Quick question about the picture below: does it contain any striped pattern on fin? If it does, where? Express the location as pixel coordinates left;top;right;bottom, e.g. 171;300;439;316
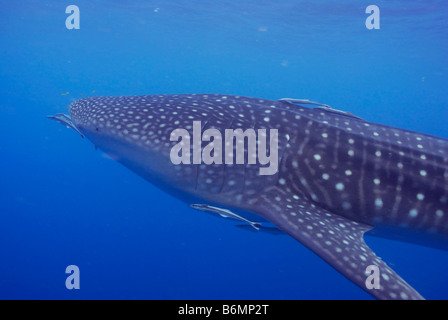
249;187;424;300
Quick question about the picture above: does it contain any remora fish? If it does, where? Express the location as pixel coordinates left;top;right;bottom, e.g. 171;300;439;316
48;94;448;299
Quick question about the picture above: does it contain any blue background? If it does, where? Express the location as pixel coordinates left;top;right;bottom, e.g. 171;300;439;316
0;0;447;299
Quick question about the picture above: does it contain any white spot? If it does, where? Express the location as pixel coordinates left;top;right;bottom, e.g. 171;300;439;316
279;178;286;185
345;170;352;176
375;198;383;209
409;209;418;218
373;178;380;185
322;173;329;180
335;183;344;191
420;170;427;177
313;154;322;161
416;193;424;201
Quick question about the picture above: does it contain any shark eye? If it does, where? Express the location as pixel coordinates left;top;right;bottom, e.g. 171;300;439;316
95;128;99;132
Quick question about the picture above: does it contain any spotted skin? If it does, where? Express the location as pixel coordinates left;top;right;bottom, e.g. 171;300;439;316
55;94;448;299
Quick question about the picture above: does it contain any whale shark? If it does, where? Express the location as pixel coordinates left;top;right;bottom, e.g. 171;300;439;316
48;94;448;300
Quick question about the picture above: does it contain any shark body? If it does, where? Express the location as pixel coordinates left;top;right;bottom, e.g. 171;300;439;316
50;94;448;299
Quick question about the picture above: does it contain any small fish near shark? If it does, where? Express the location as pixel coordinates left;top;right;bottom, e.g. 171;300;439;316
48;94;448;300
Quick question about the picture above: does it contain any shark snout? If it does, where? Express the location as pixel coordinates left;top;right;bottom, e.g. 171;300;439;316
47;97;108;139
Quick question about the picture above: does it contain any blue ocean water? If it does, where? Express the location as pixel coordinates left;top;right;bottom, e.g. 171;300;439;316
0;0;447;300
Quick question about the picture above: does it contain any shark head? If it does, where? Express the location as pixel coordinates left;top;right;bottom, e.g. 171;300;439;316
67;95;203;202
64;94;282;206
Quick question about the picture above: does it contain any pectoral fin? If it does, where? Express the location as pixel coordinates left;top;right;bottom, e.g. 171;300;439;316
248;187;424;300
